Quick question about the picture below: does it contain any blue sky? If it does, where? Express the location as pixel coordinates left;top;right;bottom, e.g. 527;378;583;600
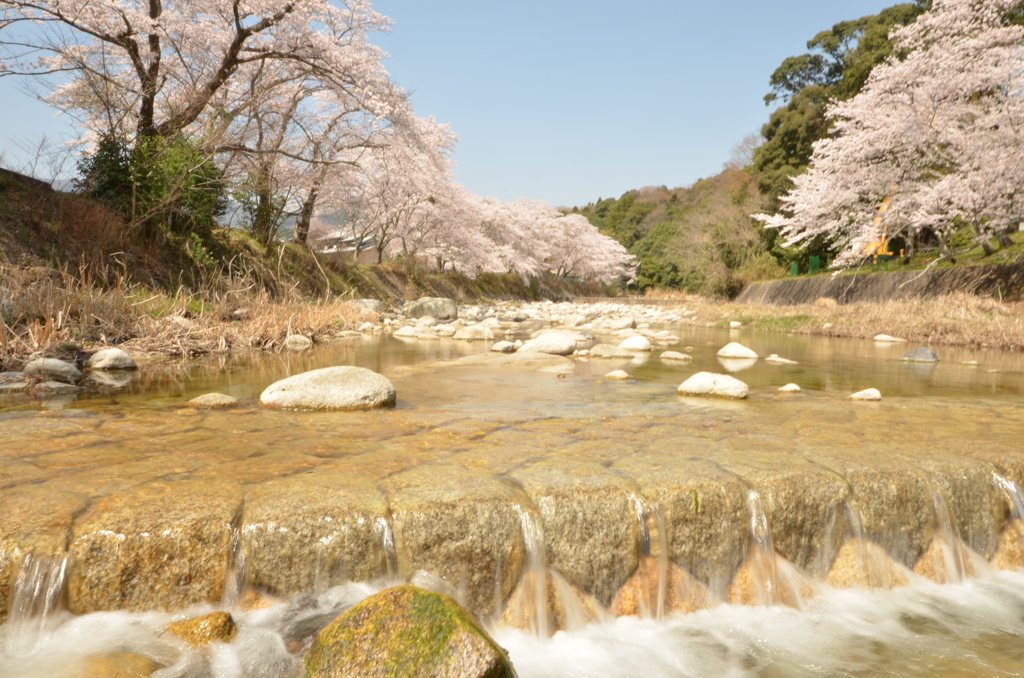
1;0;899;206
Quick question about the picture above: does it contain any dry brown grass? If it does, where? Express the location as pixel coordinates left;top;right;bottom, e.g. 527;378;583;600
0;264;376;370
673;293;1024;351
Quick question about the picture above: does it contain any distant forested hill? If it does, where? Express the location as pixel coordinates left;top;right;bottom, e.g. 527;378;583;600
573;170;784;297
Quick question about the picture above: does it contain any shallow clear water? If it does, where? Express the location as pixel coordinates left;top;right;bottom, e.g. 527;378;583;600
2;322;1024;677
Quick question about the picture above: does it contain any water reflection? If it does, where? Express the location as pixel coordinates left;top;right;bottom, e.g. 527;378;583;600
0;324;1022;414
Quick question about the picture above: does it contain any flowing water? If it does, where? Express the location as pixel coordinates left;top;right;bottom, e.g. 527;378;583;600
2;321;1024;676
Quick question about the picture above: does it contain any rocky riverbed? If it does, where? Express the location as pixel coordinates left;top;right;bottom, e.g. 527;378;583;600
2;296;1024;677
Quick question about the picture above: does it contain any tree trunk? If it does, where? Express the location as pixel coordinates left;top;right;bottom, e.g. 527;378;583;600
996;229;1014;249
294;188;318;248
937;234;956;264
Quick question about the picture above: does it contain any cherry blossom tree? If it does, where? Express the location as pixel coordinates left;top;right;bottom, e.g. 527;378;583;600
0;0;391;141
758;0;1024;266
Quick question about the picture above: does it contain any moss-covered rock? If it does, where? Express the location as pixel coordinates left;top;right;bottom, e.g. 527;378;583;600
305;586;516;678
166;610;237;646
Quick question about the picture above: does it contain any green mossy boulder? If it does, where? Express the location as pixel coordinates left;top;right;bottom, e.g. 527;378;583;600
305;586;516;678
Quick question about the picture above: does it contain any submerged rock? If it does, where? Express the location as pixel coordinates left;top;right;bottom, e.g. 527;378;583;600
588;344;635;359
604;370;629;380
88;371;133;388
778;383;801;392
716;342;758;360
34;380;82;394
305;586;516;678
188;393;238;409
873;334;905;342
899;347;939;363
659;351;692;362
406;297;458;321
283;334;313;352
74;652;161;678
677;372;749;399
453;325;496;342
394;325;438;340
849;388;881;401
23;358;83;384
86;348;137;370
260;366;396;411
167;611;237;647
765;354;798;365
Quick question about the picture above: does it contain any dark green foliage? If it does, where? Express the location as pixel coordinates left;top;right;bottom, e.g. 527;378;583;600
76;133;227;240
754;3;927;210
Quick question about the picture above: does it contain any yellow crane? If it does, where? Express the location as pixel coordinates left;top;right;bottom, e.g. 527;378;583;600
863;186;903;262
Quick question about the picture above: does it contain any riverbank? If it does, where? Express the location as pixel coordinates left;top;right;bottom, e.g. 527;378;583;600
639;290;1024;352
3;272;1023;375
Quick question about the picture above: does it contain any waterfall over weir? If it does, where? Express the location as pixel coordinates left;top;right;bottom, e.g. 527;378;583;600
3;325;1024;676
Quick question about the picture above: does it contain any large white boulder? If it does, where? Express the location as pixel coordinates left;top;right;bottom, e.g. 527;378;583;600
260;366;396;410
518;331;577;356
23;358;83;384
717;342;758;359
677;372;749;399
405;297;458;321
618;336;652;352
453;324;496;341
87;348;137;370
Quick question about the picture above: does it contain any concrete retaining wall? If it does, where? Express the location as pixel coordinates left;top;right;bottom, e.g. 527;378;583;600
736;259;1024;306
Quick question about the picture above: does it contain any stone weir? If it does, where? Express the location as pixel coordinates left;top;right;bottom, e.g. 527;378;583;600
4;428;1024;630
736;260;1024;306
